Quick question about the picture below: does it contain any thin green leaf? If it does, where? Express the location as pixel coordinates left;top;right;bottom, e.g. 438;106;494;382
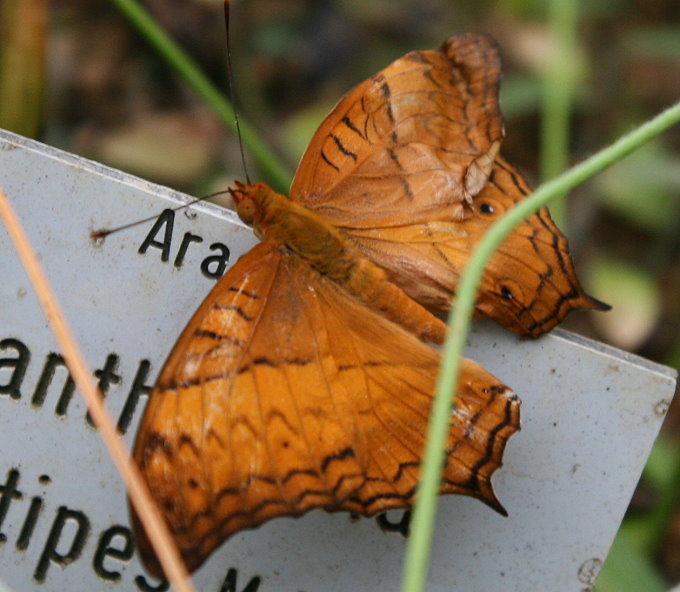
109;0;291;192
402;100;680;592
540;0;582;229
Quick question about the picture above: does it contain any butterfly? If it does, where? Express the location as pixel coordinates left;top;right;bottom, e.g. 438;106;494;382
131;32;603;576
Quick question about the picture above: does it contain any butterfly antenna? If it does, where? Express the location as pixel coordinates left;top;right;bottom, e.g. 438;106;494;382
90;190;231;241
91;2;248;243
224;0;251;185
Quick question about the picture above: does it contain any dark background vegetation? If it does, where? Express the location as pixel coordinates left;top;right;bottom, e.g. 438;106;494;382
1;0;679;589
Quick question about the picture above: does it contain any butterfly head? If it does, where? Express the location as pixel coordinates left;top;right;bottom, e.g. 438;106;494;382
229;181;284;242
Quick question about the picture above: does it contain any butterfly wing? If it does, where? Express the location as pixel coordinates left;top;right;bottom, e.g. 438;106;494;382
290;33;504;226
132;240;520;576
347;158;609;336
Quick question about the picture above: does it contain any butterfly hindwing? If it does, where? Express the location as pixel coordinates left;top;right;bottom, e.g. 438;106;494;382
133;240;519;575
345;158;608;335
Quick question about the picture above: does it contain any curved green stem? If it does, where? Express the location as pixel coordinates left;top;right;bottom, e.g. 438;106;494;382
109;0;291;191
402;100;680;592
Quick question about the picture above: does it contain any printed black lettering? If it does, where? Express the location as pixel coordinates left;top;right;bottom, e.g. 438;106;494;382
174;232;204;268
135;574;170;591
31;353;75;415
201;242;231;280
376;510;411;537
0;468;23;542
54;374;76;416
0;338;30;400
34;506;90;583
86;354;122;427
16;475;49;551
16;496;43;550
93;525;134;582
219;567;262;592
117;359;153;434
96;354;122;395
138;209;175;262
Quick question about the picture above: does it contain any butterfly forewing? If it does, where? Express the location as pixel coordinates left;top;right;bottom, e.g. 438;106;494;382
290;33;504;227
133;241;519;576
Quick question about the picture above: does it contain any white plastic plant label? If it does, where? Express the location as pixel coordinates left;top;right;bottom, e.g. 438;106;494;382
0;129;677;591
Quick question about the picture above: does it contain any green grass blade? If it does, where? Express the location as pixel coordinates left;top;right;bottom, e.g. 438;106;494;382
402;99;680;592
109;0;291;191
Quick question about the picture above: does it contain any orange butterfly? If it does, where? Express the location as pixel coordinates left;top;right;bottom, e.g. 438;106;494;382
131;32;602;576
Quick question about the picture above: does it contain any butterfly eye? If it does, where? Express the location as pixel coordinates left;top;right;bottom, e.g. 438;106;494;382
237;199;258;226
479;202;495;215
500;285;514;300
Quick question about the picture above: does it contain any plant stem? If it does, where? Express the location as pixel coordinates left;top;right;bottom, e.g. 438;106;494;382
109;0;291;192
402;99;680;592
0;0;47;138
